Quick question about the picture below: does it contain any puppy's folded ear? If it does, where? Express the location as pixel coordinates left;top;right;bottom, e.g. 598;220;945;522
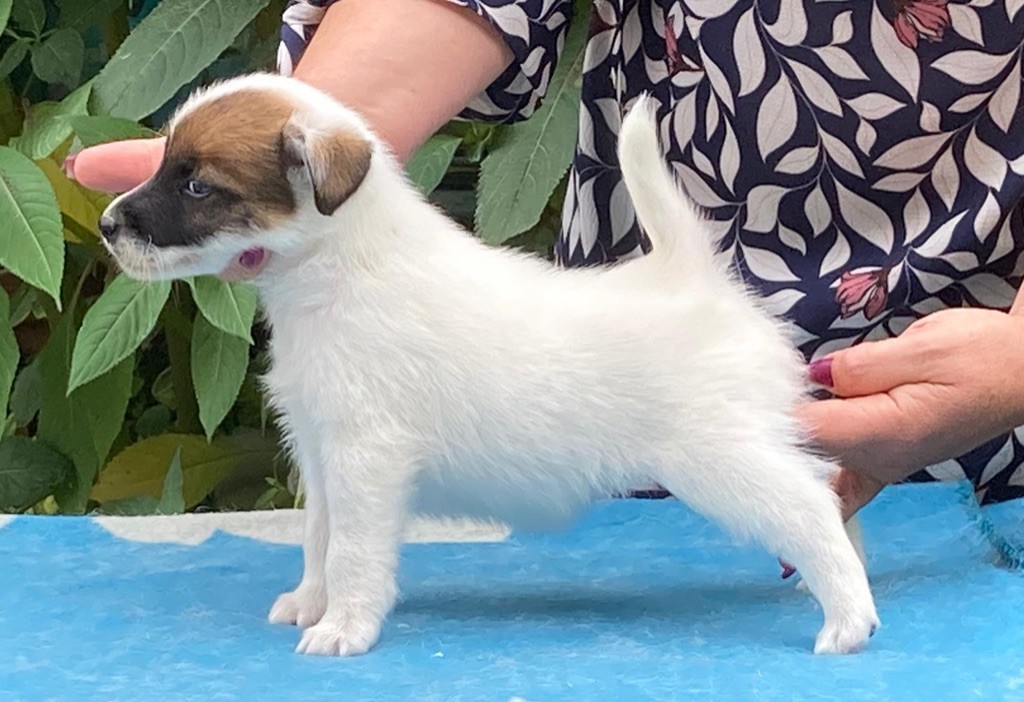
282;114;372;216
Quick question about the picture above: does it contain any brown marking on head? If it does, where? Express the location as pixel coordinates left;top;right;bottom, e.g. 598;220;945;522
168;88;298;229
281;119;373;216
103;85;374;250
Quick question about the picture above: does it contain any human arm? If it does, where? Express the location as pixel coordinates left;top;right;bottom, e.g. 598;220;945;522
68;0;515;190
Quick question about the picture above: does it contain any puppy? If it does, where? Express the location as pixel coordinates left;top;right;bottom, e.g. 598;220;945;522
100;73;878;657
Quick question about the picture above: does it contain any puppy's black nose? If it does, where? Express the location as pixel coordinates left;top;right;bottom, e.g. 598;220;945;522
98;216;119;241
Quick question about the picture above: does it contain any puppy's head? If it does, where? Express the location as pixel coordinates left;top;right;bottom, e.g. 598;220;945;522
100;74;374;280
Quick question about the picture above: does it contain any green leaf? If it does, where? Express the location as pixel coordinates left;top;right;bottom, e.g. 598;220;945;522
155;447;186;514
406;134;461;196
0;436;74;512
91;0;271;120
66;115;159;148
0;0;12;34
475;6;589;244
9;359;40;425
0;40;28;81
0;289;17;418
91;433;279;509
10;81;91;160
191;313;248;440
68;275;170;393
0;147;64;303
38;313;133;512
188;276;256;342
30;27;84;86
10;0;44;36
57;0;123;31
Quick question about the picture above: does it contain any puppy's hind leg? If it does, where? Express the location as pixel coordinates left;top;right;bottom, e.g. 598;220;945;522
653;436;880;655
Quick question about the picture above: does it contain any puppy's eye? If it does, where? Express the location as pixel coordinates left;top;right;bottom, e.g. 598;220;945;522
184;178;212;198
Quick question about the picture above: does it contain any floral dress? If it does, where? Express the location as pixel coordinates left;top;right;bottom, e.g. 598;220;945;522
280;0;1024;507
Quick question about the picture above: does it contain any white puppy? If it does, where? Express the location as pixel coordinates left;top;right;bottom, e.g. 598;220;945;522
100;73;878;657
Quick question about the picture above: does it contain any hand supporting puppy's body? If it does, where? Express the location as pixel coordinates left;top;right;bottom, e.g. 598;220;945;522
101;74;877;657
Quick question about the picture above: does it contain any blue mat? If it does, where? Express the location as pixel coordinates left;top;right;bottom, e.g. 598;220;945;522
1;484;1022;702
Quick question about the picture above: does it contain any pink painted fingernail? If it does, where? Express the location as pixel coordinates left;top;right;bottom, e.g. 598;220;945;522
808;358;834;388
63;153;78;181
239;247;266;269
781;562;797;580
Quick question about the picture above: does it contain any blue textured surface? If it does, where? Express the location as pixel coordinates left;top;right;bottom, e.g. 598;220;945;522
1;484;1022;702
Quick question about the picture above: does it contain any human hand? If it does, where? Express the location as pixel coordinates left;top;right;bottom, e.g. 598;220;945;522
799;302;1024;516
779;301;1024;579
67;138;266;280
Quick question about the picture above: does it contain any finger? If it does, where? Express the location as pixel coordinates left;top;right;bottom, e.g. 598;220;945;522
808;335;928;398
797;396;911;480
833;468;885;522
1012;287;1024;316
66;137;166;193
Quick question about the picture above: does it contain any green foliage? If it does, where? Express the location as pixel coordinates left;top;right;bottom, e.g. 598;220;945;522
90;0;270;120
0;436;73;512
68;275;170;392
0;0;588;515
475;0;590;244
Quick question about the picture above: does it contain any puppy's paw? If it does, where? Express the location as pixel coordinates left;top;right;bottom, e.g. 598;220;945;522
813;612;880;655
268;586;327;628
295;614;381;657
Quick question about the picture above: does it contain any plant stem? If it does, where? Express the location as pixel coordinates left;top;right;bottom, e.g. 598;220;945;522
162;288;201;435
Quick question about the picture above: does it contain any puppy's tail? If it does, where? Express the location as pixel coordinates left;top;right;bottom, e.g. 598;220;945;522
618;95;730;287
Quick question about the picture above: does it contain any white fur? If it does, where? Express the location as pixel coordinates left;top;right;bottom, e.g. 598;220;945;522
104;74;878;657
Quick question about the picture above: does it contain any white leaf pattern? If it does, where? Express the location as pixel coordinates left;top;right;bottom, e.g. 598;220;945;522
776;146;819;174
989;58;1021;132
699;45;735;113
979;439;1014;486
869;4;919;101
989;216;1015;263
742;244;800;282
873;133;949;170
790;60;843;116
756;76;799;160
832;10;853;45
962;273;1018;307
914;211;968;256
931;147;960;211
692;145;716;178
834;181;894;253
734;8;766;97
822;131;865;177
705;92;721;139
778;224;808;254
949;91;991;113
847;92;904;120
819;232;851;276
744;185;788;233
964;128;1007;189
974;192;1001;243
766;0;807;47
919;102;941;132
762;288;806;314
903;189;929;242
874;171;926;192
721;119;740;193
855;119;877;155
815;46;868;81
804;186;831;236
949;5;984;45
931;50;1014;86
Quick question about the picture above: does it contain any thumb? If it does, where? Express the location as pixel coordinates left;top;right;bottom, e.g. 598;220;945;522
808;335;925;398
66;137;166;193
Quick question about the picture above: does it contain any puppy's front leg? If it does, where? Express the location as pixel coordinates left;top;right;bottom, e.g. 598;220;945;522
296;436;411;657
268;445;328;627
